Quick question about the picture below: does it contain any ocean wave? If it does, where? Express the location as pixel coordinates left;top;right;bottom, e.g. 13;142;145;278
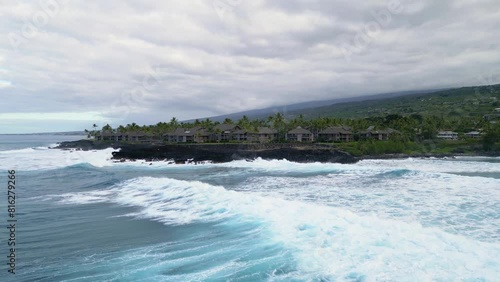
4;144;500;176
219;157;500;177
50;176;500;280
237;169;500;242
358;157;500;173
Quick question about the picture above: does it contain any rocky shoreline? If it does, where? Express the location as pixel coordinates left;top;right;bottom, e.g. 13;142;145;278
55;139;499;164
55;140;358;164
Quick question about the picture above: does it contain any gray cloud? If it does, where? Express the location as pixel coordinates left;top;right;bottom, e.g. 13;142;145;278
1;0;499;133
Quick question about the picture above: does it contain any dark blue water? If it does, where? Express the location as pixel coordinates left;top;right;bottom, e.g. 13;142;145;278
0;135;498;281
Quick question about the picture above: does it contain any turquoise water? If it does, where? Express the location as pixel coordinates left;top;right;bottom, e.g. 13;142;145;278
0;135;499;281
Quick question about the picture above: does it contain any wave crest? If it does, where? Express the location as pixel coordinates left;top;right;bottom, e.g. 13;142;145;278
51;176;500;280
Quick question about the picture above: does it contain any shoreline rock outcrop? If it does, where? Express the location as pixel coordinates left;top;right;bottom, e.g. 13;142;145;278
55;140;358;164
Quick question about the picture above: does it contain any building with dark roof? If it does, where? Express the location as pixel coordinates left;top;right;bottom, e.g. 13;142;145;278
248;127;278;143
286;126;314;142
360;126;400;140
212;124;241;142
164;127;210;143
318;126;353;142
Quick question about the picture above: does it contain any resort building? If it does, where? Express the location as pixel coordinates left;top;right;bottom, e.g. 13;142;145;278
164;127;210;143
248;127;278;143
286;126;314;142
232;127;277;143
96;131;156;143
437;131;458;140
95;130;114;141
232;128;250;142
212;124;242;142
94;123;420;144
465;131;482;139
360;126;399;140
317;126;353;142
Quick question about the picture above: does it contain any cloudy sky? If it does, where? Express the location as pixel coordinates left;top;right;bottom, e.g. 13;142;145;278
1;0;499;133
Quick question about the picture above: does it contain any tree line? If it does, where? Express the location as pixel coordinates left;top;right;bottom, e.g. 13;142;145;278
86;112;500;150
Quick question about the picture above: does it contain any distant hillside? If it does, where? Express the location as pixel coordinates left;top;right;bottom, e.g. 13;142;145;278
188;89;443;122
288;84;500;119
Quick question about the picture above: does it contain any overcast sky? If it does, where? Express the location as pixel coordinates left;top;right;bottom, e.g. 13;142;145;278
1;0;499;133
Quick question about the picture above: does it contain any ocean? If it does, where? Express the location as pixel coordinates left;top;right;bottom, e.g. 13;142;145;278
0;134;498;281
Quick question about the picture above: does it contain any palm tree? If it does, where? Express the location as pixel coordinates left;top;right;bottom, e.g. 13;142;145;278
202;118;214;130
298;114;305;125
102;124;113;131
91;123;98;138
270;112;286;142
117;125;126;133
274;112;284;124
237;115;250;129
169;117;179;128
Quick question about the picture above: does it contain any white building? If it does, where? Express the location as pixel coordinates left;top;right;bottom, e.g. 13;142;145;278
437;131;458;140
465;131;481;138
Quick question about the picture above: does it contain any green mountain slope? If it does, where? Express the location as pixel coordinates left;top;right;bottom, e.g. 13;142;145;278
291;84;500;119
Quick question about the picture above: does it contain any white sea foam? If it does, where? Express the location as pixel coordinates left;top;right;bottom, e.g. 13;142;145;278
57;190;115;205
53;177;500;280
219;158;352;172
6;144;500;176
238;170;500;242
218;156;500;177
358;157;500;173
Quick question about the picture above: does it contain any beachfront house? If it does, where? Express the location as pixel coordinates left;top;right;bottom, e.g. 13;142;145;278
193;128;210;143
232;128;250;142
127;131;147;142
165;128;192;143
286;126;314;142
226;127;278;143
360;126;399;140
248;127;278;143
114;131;126;142
212;124;241;142
437;131;458;140
95;130;114;141
95;130;157;143
465;131;482;139
317;126;353;142
164;127;210;143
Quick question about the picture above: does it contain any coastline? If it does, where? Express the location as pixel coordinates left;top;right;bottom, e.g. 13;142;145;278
54;139;500;164
55;140;357;164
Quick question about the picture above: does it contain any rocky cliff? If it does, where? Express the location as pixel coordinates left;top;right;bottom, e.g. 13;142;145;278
55;140;357;164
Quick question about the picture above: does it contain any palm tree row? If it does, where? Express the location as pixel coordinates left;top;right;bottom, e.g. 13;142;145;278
87;112;498;142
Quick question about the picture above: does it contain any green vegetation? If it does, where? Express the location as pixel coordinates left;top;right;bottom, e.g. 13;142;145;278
88;84;500;156
290;84;500;119
334;139;488;156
